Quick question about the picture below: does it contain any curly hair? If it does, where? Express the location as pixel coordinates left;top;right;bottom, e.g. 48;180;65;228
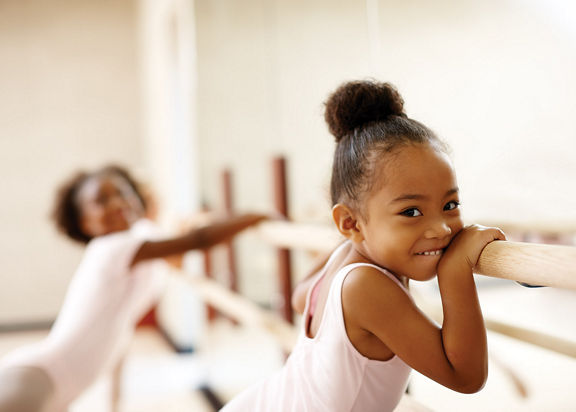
52;164;147;244
324;79;446;211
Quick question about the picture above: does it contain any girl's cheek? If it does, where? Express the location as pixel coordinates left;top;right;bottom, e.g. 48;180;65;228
452;224;464;237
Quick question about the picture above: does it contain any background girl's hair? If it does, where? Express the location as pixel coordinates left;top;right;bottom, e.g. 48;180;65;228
325;79;445;210
52;164;147;244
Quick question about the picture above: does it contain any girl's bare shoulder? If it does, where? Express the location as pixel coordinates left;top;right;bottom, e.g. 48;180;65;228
341;265;413;322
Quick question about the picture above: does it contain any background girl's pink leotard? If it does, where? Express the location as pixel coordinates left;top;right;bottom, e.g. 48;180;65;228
0;219;166;411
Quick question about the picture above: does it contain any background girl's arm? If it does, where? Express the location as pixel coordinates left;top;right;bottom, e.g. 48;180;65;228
130;213;268;266
343;225;505;393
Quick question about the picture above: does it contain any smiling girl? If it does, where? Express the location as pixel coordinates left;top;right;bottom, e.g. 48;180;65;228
0;165;267;412
222;80;505;412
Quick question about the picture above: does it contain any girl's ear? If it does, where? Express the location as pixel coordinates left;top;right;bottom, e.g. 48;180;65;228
332;203;364;243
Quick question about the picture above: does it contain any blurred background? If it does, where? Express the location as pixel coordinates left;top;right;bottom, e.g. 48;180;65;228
1;0;575;411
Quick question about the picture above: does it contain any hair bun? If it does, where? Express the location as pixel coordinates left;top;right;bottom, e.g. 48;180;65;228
324;80;405;142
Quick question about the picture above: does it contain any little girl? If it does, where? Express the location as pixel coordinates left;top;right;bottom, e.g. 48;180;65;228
222;80;505;411
0;164;267;412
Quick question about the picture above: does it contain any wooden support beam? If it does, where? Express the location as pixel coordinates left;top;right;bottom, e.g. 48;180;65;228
222;169;238;293
272;157;294;324
202;249;218;322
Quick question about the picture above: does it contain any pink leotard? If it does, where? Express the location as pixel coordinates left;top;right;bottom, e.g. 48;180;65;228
222;242;412;412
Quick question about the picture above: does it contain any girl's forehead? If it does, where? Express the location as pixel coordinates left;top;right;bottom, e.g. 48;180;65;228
76;173;128;200
374;144;457;197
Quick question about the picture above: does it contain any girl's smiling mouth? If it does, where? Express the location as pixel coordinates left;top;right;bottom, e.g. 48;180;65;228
415;248;444;256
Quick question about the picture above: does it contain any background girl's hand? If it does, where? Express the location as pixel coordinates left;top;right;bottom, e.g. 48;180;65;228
441;224;506;271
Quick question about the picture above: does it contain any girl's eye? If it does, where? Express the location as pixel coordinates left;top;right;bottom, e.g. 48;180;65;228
444;201;460;211
400;208;422;217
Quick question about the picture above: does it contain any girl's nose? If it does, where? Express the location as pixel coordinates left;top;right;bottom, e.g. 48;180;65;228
424;219;452;239
107;194;128;211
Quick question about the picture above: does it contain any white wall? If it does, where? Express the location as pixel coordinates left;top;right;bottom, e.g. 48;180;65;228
0;0;144;324
195;0;576;224
376;0;576;227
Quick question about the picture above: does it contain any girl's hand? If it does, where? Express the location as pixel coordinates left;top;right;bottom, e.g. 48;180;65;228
441;224;506;271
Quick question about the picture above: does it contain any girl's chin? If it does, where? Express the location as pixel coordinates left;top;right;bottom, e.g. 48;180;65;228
406;265;438;281
380;260;438;282
408;272;437;282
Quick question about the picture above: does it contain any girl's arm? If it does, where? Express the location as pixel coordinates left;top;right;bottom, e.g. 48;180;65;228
130;213;268;266
343;225;505;393
433;224;505;391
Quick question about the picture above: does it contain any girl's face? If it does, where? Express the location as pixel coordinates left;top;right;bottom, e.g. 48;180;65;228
355;143;463;281
76;173;146;238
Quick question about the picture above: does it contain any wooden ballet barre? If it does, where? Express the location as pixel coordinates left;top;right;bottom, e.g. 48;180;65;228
255;221;341;253
476;241;576;290
256;221;576;290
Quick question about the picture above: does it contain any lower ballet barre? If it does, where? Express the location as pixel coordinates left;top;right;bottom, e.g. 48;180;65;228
184;272;576;358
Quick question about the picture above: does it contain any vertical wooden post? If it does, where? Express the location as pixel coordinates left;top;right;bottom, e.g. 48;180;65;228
202;248;218;322
222;169;238;293
272;157;293;324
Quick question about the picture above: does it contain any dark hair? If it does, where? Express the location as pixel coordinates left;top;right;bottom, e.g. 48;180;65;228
325;80;445;210
52;164;147;244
